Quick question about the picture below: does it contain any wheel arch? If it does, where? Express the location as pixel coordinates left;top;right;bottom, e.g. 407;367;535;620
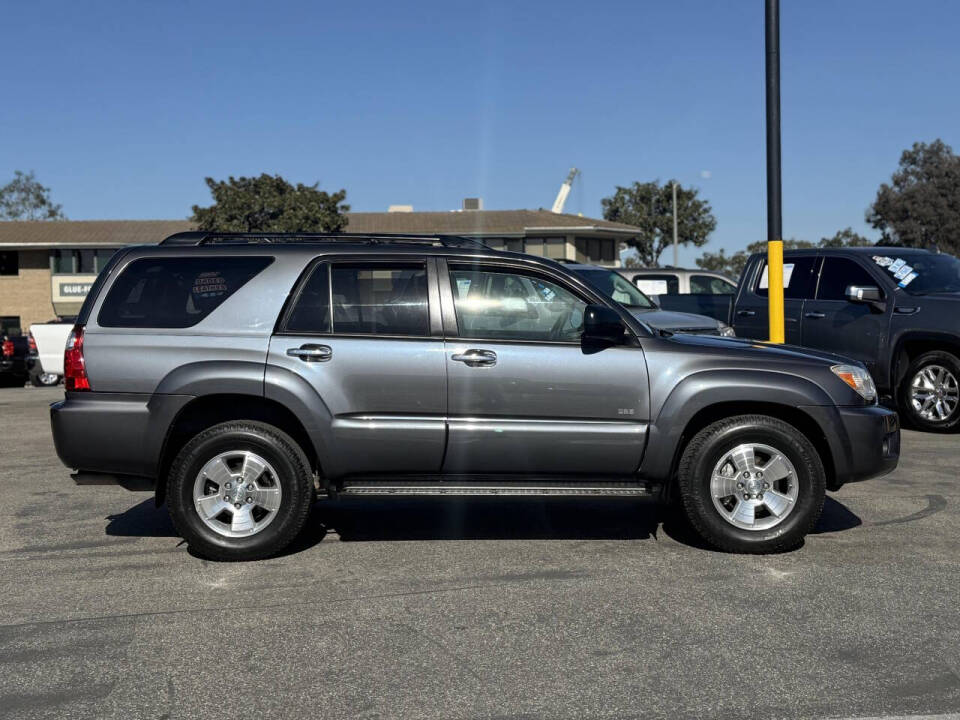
890;331;960;392
155;393;319;507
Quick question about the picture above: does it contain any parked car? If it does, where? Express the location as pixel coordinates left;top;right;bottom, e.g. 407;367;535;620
28;320;75;386
51;232;899;560
617;267;737;323
565;263;735;336
0;332;30;387
732;246;960;431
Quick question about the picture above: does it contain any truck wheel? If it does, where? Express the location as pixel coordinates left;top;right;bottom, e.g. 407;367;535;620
29;369;61;387
677;415;825;554
898;351;960;432
167;421;314;561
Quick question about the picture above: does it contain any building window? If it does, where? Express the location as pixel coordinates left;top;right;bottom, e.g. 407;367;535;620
0;251;18;276
575;237;616;263
50;249;117;274
545;237;566;259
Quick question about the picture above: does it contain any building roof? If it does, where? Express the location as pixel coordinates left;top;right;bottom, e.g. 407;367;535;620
0;220;194;248
0;210;639;249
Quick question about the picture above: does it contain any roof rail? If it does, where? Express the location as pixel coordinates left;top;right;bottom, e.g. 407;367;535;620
160;231;488;249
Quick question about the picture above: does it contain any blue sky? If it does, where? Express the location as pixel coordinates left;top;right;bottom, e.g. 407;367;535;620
3;0;958;265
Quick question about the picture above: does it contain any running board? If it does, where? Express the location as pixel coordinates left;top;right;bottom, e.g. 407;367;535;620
338;480;658;497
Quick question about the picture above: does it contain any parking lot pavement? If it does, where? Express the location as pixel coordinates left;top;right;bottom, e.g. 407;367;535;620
0;387;958;720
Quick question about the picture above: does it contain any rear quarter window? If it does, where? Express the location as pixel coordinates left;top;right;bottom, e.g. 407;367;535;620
97;256;273;328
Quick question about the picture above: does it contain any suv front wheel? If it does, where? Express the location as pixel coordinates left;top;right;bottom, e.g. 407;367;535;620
167;421;314;560
677;415;826;553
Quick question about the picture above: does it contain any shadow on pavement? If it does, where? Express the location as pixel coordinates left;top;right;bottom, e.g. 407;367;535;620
104;493;863;555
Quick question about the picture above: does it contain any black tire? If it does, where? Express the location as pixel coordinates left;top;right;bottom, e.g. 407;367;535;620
167;421;314;561
897;351;960;432
677;414;826;554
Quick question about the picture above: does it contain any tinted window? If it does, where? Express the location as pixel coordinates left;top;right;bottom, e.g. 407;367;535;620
571;268;654;308
450;267;586;342
690;274;735;295
817;258;880;301
633;274;679;295
330;263;428;336
285;263;331;333
756;257;817;299
98;256;272;328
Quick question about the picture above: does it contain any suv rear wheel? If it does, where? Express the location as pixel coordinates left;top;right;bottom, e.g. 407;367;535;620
898;351;960;432
677;415;825;553
167;421;314;560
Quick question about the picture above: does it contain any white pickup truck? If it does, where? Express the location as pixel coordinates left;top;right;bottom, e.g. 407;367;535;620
27;322;72;386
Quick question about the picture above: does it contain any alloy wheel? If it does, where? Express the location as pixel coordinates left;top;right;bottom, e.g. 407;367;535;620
909;364;959;423
192;450;282;538
710;443;799;531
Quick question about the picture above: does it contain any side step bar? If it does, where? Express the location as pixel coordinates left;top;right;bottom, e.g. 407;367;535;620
338;480;658;497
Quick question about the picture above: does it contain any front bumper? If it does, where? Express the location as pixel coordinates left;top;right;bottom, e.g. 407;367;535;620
803;404;899;489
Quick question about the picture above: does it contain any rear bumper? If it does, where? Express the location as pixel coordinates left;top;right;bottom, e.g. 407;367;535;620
50;391;191;477
803;404;900;489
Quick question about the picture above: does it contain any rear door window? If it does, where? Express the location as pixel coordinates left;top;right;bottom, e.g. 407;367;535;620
690;274;735;295
755;257;817;299
98;256;273;328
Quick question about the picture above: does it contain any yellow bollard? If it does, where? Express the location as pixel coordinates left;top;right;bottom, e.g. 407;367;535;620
767;239;785;343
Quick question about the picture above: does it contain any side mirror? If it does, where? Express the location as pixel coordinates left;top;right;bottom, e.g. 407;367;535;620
583;304;625;343
845;285;882;303
845;285;885;313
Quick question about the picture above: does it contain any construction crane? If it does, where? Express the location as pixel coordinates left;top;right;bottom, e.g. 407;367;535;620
551;167;580;214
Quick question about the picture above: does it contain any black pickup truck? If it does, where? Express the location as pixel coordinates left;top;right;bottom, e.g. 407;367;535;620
733;246;960;431
1;334;31;387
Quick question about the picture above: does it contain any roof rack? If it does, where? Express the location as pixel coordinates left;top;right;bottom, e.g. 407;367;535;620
160;231;488;249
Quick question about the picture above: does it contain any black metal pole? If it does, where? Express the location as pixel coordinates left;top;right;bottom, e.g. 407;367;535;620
765;0;781;243
765;0;785;343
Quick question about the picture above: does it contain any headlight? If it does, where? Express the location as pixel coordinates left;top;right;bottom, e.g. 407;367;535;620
831;364;877;402
718;323;736;337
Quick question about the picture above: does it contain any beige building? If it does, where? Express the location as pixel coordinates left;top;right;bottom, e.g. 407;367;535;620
0;210;639;334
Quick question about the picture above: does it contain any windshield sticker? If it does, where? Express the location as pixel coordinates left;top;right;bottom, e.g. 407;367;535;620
889;258;906;272
898;272;918;288
872;255;894;267
894;264;913;280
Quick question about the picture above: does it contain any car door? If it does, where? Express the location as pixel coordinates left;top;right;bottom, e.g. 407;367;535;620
441;259;649;475
801;255;891;374
267;256;447;477
732;255;817;344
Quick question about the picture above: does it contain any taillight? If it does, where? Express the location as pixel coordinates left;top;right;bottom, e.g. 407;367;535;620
28;333;36;352
64;325;91;391
1;339;12;358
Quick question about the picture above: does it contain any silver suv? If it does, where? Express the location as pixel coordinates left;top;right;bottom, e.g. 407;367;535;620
51;232;899;560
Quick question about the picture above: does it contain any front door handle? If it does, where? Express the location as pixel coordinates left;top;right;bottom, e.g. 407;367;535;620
737;309;756;317
804;312;826;319
287;344;333;362
451;349;497;367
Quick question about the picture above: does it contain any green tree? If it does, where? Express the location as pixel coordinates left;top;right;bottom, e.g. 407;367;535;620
0;170;65;221
695;238;816;280
191;174;349;232
602;180;716;267
820;227;872;248
868;139;960;253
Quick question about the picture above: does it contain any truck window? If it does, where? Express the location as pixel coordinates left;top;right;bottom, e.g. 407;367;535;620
755;257;817;299
98;257;273;328
633;274;679;295
690;275;735;295
816;258;881;301
330;263;429;336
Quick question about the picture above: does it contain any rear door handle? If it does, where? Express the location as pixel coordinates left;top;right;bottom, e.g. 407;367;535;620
737;309;756;317
804;312;826;319
451;349;497;367
287;344;333;362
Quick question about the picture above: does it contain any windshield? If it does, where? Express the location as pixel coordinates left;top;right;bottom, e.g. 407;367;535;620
870;252;960;295
572;268;655;309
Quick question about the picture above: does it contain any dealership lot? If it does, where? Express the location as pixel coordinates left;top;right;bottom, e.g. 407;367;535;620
0;386;958;720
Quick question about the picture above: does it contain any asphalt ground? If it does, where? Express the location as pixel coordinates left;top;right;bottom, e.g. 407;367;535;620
0;386;958;720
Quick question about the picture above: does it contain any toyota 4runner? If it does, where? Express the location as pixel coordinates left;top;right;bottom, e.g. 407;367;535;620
51;232;900;560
